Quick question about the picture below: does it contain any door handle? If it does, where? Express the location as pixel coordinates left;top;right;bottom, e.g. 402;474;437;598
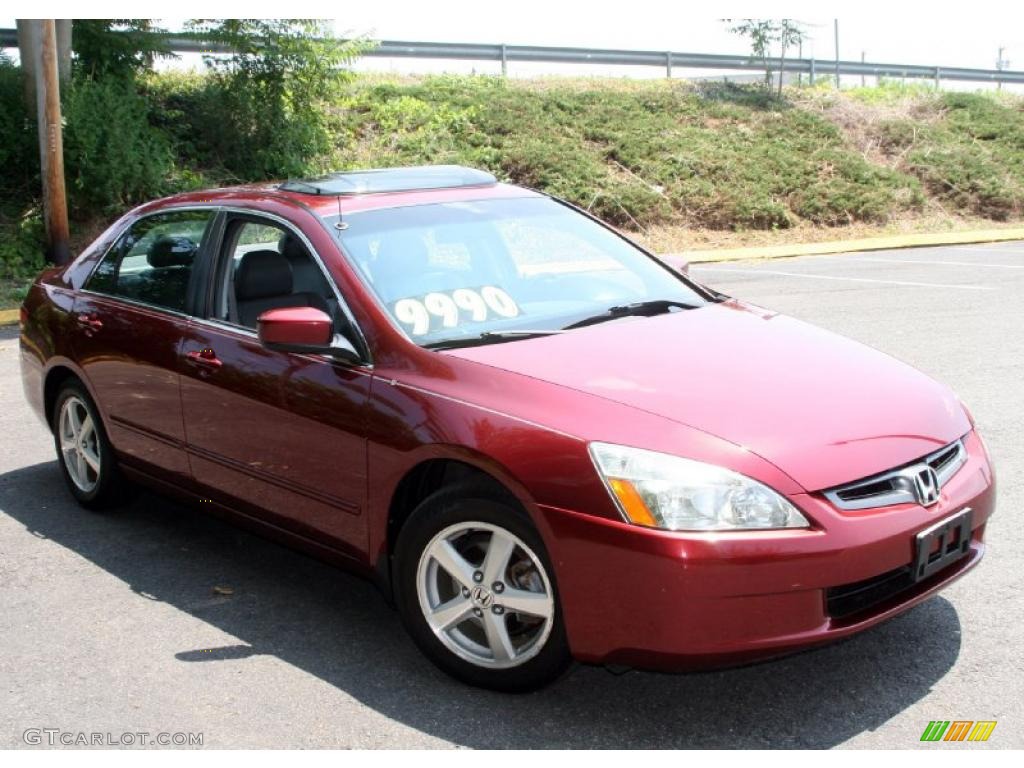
185;348;223;370
75;313;103;332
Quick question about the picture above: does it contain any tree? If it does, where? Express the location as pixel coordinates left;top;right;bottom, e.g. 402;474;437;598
776;20;804;98
183;19;368;179
72;19;173;81
725;19;805;95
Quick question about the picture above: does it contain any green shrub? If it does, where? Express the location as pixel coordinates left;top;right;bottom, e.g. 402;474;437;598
0;209;45;283
63;77;175;215
0;56;38;199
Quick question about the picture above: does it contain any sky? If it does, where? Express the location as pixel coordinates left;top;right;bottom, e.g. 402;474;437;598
4;2;1024;90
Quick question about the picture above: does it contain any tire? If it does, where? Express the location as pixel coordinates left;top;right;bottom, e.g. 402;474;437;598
51;379;130;510
394;482;572;692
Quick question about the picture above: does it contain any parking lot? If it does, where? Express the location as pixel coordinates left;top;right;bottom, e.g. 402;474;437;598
1;242;1021;749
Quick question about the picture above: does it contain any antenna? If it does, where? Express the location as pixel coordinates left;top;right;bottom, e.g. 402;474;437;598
334;195;349;231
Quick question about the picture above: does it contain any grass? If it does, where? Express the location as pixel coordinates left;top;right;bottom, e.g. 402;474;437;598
331;76;925;231
328;76;1024;252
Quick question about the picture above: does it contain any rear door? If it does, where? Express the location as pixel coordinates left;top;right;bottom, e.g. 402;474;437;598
179;211;371;558
73;208;216;484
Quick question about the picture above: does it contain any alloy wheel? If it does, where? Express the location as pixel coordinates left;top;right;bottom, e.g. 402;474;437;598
416;521;555;669
58;396;101;493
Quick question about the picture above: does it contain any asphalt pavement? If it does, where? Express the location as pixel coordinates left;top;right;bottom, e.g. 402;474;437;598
1;242;1021;748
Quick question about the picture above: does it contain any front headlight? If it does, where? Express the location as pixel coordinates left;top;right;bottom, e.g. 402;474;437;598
589;442;809;531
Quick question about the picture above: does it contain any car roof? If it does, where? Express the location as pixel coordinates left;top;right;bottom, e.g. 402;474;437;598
141;166;543;218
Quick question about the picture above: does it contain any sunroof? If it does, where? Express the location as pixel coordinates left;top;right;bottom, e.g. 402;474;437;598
279;165;497;196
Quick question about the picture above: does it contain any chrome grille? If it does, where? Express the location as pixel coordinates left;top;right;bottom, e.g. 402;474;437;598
823;439;967;511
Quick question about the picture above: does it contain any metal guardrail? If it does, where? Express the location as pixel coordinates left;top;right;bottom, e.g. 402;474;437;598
2;28;1023;85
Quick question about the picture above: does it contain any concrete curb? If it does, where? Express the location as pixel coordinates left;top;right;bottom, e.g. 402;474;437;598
0;309;20;327
680;228;1024;263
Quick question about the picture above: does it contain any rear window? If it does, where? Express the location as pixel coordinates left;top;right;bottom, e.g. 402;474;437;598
87;210;212;313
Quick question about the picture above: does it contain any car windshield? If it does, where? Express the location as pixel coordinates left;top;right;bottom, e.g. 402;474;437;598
325;196;709;347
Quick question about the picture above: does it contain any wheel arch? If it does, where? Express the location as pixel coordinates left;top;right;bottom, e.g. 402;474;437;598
376;451;544;601
43;363;83;429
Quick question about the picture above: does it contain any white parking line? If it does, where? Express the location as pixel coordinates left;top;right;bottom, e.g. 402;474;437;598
695;266;996;290
842;257;1024;269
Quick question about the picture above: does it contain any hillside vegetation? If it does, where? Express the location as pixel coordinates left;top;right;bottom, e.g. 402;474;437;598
3;69;1024;304
332;77;928;231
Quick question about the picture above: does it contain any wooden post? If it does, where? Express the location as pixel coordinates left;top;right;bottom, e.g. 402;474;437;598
32;20;71;265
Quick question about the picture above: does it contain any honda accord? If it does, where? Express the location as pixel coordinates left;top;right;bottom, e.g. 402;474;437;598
19;165;995;691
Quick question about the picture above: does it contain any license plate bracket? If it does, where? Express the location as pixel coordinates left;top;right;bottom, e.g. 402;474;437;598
913;508;972;582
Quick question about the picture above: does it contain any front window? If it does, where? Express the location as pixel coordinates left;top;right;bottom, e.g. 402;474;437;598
327;197;709;347
210;217;341;332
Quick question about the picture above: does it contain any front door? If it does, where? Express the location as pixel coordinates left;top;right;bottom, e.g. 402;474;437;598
179;213;370;557
73;209;215;484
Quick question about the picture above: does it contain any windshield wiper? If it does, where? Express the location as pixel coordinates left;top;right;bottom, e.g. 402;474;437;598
424;330;566;350
562;299;699;330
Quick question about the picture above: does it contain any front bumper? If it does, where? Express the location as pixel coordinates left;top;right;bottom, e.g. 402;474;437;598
538;430;995;670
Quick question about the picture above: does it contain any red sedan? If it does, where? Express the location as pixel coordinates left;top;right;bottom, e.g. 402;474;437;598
19;166;995;691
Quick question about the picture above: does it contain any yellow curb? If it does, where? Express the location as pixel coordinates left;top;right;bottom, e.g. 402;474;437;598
679;228;1024;263
0;308;21;326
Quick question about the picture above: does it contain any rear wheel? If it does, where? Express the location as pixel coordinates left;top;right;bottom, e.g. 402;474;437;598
52;380;129;510
394;483;571;692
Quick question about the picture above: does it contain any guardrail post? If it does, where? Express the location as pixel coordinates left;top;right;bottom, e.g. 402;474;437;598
500;44;507;77
809;57;816;85
934;66;941;89
666;51;672;78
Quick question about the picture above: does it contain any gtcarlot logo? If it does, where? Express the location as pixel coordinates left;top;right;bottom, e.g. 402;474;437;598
23;728;203;747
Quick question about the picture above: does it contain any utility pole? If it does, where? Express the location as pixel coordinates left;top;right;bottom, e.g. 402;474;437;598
25;20;70;265
16;19;70;105
834;19;840;88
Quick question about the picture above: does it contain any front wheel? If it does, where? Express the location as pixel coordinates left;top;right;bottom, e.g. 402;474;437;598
394;483;571;692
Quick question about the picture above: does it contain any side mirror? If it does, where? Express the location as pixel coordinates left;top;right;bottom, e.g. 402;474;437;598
257;307;361;365
656;253;690;276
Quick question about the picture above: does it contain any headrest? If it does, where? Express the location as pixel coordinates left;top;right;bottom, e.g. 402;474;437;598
278;232;310;263
147;236;197;268
235;250;293;301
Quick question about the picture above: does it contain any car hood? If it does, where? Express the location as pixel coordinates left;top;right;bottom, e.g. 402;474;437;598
444;301;969;491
